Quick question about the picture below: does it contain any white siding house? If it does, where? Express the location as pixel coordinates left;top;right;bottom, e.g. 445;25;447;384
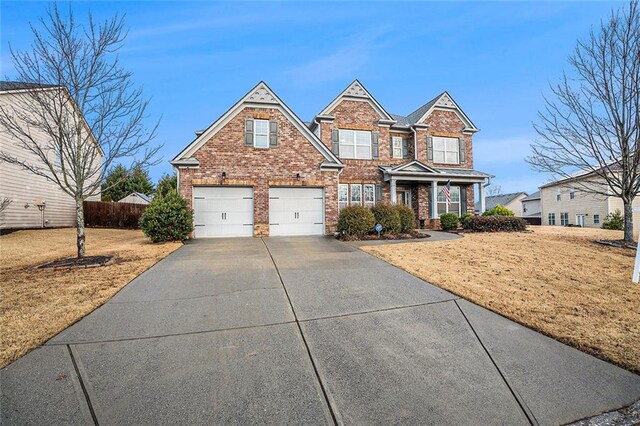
0;82;101;229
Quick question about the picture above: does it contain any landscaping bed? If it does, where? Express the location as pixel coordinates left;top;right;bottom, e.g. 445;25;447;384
0;228;181;367
362;226;640;374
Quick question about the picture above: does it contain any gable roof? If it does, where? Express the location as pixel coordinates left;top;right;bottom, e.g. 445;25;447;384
315;80;394;122
172;81;343;167
521;191;540;201
403;91;478;132
119;192;154;203
485;192;528;210
388;160;439;173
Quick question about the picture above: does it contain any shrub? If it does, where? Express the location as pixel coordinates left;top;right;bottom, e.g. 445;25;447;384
460;212;473;229
337;205;375;237
482;205;515;217
394;204;416;233
439;213;459;230
371;203;401;234
602;209;624;230
139;190;194;242
465;215;527;232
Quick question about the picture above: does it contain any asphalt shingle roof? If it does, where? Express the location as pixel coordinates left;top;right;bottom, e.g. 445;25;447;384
0;81;58;92
521;191;540;201
485;192;527;210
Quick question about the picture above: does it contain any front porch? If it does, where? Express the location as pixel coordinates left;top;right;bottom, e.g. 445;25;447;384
380;161;492;229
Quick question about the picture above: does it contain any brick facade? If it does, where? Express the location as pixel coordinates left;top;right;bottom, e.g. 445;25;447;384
178;107;339;236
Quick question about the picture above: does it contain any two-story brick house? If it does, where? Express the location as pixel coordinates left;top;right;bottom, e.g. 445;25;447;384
172;80;491;237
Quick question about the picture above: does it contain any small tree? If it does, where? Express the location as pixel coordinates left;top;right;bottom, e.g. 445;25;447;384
0;6;160;256
156;173;177;197
602;209;625;230
528;1;640;243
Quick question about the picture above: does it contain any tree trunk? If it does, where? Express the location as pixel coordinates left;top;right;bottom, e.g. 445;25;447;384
623;201;634;243
76;197;85;258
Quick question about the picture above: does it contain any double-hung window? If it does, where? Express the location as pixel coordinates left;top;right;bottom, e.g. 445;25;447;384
254;119;269;148
339;129;372;159
560;212;569;226
437;185;461;216
433;137;459;164
593;214;600;224
364;184;375;207
548;213;556;225
569;189;576;200
392;137;403;159
338;184;348;210
556;190;561;201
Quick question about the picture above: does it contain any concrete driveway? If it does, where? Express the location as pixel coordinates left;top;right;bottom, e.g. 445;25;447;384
2;237;639;425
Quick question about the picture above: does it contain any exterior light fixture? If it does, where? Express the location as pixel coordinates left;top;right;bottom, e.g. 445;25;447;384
221;171;226;180
296;173;301;180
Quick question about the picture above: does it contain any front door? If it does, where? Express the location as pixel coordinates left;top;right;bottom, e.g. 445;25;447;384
396;189;411;206
576;214;585;227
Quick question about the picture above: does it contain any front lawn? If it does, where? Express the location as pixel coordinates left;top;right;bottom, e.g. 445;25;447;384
362;226;640;374
0;228;181;368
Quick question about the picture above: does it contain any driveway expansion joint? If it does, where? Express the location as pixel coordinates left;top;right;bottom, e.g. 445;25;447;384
108;286;283;304
46;320;297;346
67;345;99;426
261;237;339;426
454;300;538;426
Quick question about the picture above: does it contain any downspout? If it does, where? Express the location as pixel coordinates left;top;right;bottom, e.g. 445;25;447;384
411;126;418;160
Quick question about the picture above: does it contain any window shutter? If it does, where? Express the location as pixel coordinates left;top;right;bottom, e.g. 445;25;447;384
402;138;409;158
245;119;254;147
331;129;340;155
372;131;379;159
389;137;394;157
269;120;278;147
375;184;382;204
459;138;466;163
427;136;433;162
460;186;468;213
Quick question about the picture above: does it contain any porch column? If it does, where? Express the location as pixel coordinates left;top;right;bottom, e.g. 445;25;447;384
478;182;486;214
390;178;397;204
430;180;438;218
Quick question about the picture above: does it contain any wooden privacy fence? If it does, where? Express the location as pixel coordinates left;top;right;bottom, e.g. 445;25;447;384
84;201;147;229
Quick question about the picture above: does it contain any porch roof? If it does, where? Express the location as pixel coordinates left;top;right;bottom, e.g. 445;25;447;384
379;161;493;183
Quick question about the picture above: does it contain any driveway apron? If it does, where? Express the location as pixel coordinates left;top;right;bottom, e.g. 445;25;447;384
2;236;639;425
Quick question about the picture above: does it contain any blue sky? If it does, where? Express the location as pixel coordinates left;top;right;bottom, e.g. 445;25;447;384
0;1;620;194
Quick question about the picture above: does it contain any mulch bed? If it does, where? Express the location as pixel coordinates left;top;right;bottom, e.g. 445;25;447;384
340;232;430;241
596;239;637;250
37;255;113;270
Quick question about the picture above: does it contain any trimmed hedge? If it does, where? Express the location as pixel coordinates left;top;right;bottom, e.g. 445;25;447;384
464;215;527;232
139;190;194;242
459;212;473;229
371;203;401;234
337;205;375;237
395;204;416;232
440;213;459;230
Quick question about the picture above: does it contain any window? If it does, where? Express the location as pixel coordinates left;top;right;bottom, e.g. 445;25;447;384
560;212;569;226
569;189;575;200
433;137;459;164
594;214;600;224
339;129;372;159
350;184;362;205
556;190;561;201
364;184;375;207
392;137;402;159
254;119;269;148
437;185;461;216
548;213;556;225
338;184;348;210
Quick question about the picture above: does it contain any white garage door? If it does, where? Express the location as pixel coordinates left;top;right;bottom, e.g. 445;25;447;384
269;187;324;236
193;187;253;238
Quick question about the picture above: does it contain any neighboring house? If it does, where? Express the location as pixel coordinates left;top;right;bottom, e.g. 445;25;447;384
540;174;640;229
171;80;492;238
521;191;542;225
0;82;101;230
485;192;527;217
118;192;154;205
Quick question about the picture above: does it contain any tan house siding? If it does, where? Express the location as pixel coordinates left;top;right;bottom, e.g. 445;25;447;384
503;195;526;217
0;92;101;229
541;184;609;228
522;198;541;218
607;196;640;231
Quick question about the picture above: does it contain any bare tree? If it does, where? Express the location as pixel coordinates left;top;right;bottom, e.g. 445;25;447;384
0;198;12;226
528;1;640;243
0;5;160;256
486;184;503;197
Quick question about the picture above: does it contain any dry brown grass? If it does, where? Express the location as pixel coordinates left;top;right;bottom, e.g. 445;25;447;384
362;226;640;374
0;228;181;367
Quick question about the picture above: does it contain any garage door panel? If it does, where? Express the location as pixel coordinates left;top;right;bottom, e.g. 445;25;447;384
269;188;324;236
193;187;253;238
